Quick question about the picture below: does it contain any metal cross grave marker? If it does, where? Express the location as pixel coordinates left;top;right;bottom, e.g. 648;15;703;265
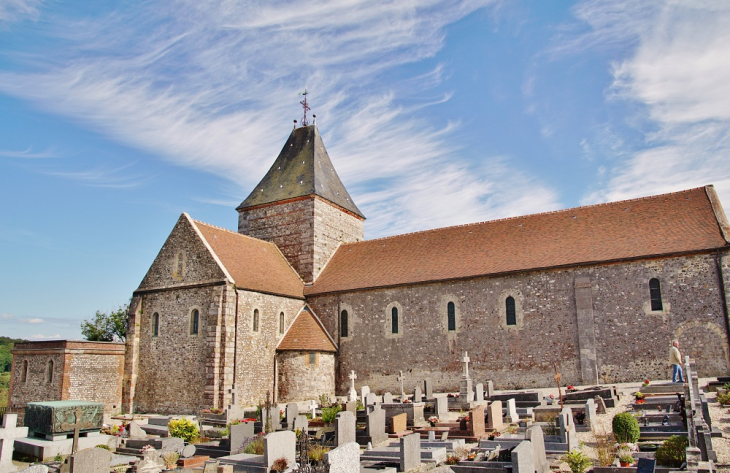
58;408;94;455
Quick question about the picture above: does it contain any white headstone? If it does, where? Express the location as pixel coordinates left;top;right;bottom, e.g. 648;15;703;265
475;383;484;401
0;414;29;473
398;371;406;400
361;386;371;405
461;351;471;377
507;398;519;423
383;392;394;404
263;431;296;471
349;371;358;402
325;442;360;473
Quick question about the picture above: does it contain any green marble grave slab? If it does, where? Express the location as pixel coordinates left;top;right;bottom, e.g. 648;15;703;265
24;401;103;435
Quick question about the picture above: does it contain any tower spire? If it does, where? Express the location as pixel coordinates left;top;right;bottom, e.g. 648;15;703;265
299;89;311;127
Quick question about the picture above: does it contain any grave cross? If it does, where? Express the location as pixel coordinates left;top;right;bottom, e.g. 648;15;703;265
398;371;406;400
58;408;94;455
0;414;29;470
349;371;358;401
461;351;470;378
553;363;564;409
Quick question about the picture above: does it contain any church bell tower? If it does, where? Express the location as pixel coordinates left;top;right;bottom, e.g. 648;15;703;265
236;122;365;284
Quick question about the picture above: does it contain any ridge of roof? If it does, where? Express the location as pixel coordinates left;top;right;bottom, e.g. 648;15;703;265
236;125;365;218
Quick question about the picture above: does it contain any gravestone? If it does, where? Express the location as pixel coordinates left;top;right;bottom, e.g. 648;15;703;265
325;442;360;473
263;431;296;471
475;383;484;402
558;407;577;450
424;379;434;399
128;421;146;438
459;352;475;402
262;407;280;432
361;386;371;405
486;380;495;398
309;400;318;418
435;396;449;418
428;431;436;441
383;392;394;404
366;393;378;407
345;400;358;415
469;405;485;437
507;398;519;423
229;422;255;454
512;440;535;473
0;414;29;473
526;425;549;473
285;403;298;429
63;447;111;473
349;371;358;402
594;395;606;414
366;405;388;446
413;386;423;403
293;415;308;432
400;433;421;472
202;460;219;473
398;371;407;400
584;398;597;429
636;458;656;473
181;444;196;458
135;448;165;473
335;411;356;446
487;400;503;430
390;413;407;434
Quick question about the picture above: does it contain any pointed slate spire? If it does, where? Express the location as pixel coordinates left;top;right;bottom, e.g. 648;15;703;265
237;125;364;218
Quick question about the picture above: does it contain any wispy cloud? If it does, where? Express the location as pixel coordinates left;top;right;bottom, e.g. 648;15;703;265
1;313;13;320
19;317;45;324
0;0;562;236
0;147;61;159
0;0;43;23
43;162;148;189
559;0;730;206
29;333;61;340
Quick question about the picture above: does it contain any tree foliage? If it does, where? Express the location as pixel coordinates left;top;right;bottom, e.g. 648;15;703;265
80;304;128;342
0;337;25;373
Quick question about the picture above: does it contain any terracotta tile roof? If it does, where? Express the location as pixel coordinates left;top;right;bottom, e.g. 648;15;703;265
193;220;304;299
277;307;337;352
307;187;730;295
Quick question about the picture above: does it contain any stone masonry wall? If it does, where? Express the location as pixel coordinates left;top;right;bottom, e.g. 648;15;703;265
132;285;223;414
307;252;730;393
238;196;363;283
66;352;124;417
235;290;304;406
9;352;64;418
277;351;335;402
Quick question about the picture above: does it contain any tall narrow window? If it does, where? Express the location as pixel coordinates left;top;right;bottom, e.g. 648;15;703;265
649;278;663;311
152;312;159;337
21;360;28;383
279;312;285;334
46;360;54;384
506;296;516;326
391;307;399;334
308;352;317;366
252;309;260;332
190;309;199;335
447;302;456;332
340;310;349;338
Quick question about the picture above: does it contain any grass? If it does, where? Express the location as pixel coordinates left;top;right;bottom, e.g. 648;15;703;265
0;372;9;408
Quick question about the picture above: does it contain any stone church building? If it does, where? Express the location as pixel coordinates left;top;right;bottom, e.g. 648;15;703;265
121;123;730;415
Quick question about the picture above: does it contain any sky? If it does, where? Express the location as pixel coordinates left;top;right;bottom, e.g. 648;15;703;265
1;0;729;341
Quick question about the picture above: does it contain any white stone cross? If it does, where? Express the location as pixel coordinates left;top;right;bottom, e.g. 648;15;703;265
0;414;29;472
398;370;406;400
310;400;318;418
462;351;471;378
349;370;358;401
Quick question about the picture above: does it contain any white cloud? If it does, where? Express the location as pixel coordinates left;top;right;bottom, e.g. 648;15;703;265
565;0;730;207
0;0;562;236
19;317;45;324
29;333;62;340
1;313;13;319
0;0;43;22
0;147;60;159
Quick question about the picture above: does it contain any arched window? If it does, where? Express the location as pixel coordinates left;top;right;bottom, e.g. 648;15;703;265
252;309;260;332
279;312;285;334
46;360;54;384
21;360;28;383
391;307;399;334
649;278;663;311
190;309;199;335
447;302;456;332
506;296;516;326
152;312;159;337
340;310;349;338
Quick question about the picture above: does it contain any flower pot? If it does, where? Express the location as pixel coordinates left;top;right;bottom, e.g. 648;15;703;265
620;462;632;467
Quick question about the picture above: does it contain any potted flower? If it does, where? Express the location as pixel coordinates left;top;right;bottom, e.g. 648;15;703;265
642;379;650;387
428;416;439;427
488;430;501;440
566;385;576;393
635;392;645;404
546;394;555;405
618;452;634;467
162;450;180;470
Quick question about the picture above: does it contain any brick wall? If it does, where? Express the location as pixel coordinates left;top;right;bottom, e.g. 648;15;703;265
276;351;335;402
308;251;730;393
238;196;363;283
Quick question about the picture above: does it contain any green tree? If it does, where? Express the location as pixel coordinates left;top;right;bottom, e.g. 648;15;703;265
81;304;128;342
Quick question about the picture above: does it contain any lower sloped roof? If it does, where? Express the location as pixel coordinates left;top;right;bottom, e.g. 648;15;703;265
306;186;730;295
277;307;337;352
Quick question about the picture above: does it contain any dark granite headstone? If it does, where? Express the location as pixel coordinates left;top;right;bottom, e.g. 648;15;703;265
24;401;103;436
636;458;656;473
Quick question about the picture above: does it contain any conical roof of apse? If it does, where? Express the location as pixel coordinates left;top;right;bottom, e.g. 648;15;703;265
237;125;365;218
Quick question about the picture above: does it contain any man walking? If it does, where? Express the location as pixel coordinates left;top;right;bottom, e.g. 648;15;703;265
670;340;685;383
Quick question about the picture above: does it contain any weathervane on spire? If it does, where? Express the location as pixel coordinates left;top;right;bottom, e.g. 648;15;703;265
299;89;311;127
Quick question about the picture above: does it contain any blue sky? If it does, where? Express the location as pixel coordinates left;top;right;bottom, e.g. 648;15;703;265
2;1;729;340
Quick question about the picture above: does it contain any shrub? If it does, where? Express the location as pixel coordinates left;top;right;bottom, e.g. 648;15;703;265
612;413;640;443
318;393;331;407
308;445;329;463
321;405;342;424
619;453;635;465
594;429;617;467
168;418;200;443
271;457;289;472
655;435;688;468
161;450;180;469
717;391;730;405
95;444;110;450
243;434;265;455
563;448;593;473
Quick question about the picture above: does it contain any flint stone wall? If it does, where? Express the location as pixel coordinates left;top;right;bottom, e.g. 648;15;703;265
308;251;730;392
277;351;335;402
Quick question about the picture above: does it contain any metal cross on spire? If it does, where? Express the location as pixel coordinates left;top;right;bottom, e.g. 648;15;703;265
299;89;311;126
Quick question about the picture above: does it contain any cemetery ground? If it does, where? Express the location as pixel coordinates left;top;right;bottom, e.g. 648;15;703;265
4;376;729;472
